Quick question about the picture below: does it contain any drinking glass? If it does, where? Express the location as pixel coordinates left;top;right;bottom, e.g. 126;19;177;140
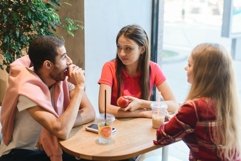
97;113;115;144
151;101;167;129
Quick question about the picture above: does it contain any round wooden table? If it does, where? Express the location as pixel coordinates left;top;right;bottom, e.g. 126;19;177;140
59;118;164;161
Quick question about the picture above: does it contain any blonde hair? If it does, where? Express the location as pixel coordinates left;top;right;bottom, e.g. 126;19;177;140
186;43;241;160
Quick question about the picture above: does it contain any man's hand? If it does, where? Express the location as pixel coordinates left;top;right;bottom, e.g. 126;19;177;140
67;64;85;87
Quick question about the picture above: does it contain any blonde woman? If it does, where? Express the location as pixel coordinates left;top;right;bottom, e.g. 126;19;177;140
154;43;241;161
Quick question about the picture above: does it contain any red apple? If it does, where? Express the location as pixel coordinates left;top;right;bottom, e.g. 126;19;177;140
117;96;130;108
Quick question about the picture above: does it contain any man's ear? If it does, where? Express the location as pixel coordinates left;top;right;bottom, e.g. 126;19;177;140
43;60;53;69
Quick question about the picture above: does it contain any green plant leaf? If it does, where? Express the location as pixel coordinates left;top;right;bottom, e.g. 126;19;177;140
0;0;83;72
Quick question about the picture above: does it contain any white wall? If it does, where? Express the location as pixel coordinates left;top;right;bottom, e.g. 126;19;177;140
84;0;153;113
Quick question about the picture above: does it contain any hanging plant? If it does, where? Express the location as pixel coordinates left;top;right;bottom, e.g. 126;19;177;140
0;0;82;72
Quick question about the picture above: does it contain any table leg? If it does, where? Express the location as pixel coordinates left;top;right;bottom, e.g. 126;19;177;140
162;146;168;161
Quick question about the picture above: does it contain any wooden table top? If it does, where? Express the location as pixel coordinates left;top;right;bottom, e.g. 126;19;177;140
59;118;162;161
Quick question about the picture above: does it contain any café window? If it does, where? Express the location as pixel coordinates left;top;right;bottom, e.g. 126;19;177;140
222;0;241;38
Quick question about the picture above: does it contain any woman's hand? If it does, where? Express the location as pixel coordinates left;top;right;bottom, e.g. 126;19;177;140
122;96;145;112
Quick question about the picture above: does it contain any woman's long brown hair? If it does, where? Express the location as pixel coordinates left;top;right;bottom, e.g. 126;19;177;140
115;24;150;99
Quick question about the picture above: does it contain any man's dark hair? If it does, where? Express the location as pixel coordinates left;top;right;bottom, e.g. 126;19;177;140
28;35;65;71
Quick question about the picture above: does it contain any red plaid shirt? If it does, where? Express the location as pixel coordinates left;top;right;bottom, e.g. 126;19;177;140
154;98;241;161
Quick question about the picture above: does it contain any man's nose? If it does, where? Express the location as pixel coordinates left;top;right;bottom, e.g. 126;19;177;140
67;55;73;65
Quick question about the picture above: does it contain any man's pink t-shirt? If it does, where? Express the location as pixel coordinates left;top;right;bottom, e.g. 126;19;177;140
98;60;166;105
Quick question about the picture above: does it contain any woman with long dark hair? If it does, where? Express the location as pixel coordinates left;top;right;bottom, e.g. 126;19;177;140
98;24;178;118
